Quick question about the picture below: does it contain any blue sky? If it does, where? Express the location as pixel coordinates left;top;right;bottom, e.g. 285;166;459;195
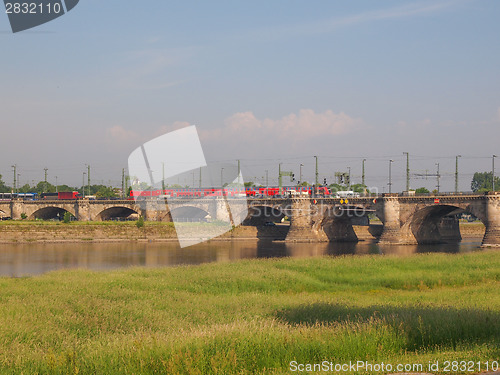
1;0;499;191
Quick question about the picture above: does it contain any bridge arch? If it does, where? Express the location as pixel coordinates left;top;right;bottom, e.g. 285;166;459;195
405;204;484;244
96;206;140;221
243;205;286;225
29;206;76;221
169;206;210;222
0;209;8;219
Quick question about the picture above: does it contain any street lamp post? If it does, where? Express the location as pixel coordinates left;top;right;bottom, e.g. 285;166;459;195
299;164;303;185
388;160;394;194
265;170;268;188
455;155;461;193
55;176;58;193
220;168;224;187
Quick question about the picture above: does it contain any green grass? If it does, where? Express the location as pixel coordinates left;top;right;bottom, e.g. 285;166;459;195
0;251;499;374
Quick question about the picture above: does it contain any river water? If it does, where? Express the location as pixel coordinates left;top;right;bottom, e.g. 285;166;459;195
0;239;484;277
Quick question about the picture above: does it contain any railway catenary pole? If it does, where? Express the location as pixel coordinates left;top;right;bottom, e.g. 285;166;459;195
436;163;440;193
314;156;319;186
455;155;461;193
122;168;125;199
87;165;91;196
44;167;48;193
403;152;409;191
347;166;351;190
162;163;165;191
388;160;394;194
493;155;497;192
82;172;86;197
11;165;16;194
362;159;366;186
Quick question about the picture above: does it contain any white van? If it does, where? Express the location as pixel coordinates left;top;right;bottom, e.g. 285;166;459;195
335;191;360;198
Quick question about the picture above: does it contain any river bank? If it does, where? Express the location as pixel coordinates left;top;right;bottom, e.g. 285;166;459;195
0;251;498;374
0;221;485;244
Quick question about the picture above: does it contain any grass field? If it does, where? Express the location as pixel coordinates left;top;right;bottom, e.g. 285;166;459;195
0;250;498;374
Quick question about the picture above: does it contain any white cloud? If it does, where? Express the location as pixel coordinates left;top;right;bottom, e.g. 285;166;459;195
106;126;141;144
104;109;361;160
199;109;361;156
232;108;358;137
241;1;456;42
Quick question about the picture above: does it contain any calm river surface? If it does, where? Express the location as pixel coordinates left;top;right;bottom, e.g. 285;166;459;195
0;239;484;277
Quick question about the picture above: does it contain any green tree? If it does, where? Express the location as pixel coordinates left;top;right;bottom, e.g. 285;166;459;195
95;186;118;199
0;175;10;193
32;181;56;194
471;172;500;192
328;183;343;193
57;185;77;192
63;212;72;223
351;183;368;194
18;184;33;193
415;187;430;194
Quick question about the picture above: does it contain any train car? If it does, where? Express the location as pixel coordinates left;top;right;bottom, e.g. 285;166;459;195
59;191;81;199
41;192;81;200
17;193;38;200
129;186;331;199
0;193;16;201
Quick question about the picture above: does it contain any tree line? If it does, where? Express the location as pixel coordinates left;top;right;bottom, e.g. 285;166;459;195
0;174;121;198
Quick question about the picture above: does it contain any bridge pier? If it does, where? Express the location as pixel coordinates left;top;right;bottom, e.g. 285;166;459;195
285;199;328;242
378;195;407;244
76;200;90;221
10;200;23;220
481;192;500;247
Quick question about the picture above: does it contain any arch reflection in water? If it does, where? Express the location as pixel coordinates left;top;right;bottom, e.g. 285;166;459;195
0;239;482;277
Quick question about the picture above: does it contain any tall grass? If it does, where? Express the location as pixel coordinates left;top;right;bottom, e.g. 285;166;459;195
0;251;498;374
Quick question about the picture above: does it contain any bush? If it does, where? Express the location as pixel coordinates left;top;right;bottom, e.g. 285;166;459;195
415;187;430;194
20;213;27;220
136;216;144;229
63;212;72;224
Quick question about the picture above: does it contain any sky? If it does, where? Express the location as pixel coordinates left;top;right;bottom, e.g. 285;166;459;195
1;0;499;192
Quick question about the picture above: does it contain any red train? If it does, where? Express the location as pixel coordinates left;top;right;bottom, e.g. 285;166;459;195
130;186;331;198
41;192;81;200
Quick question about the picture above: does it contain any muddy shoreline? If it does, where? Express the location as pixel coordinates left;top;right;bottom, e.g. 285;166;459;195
0;222;486;244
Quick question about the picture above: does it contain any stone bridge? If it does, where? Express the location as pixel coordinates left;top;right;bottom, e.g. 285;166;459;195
1;193;499;247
